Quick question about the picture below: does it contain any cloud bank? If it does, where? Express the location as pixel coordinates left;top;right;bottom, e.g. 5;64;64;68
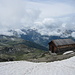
0;0;75;37
34;16;75;36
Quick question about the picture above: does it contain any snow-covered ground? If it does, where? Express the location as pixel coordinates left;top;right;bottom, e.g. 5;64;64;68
63;51;74;55
0;56;75;75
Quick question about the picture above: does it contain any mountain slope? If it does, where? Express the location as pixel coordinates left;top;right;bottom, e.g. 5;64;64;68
0;28;75;48
7;29;75;48
0;35;48;50
0;35;47;61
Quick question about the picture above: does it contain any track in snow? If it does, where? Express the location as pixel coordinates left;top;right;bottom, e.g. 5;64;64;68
0;56;75;75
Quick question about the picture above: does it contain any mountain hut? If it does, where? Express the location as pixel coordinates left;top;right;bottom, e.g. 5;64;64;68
48;39;75;54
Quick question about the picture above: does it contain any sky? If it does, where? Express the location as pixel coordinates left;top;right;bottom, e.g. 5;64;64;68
0;0;75;36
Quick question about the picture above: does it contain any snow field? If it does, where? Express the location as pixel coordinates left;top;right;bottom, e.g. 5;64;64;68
0;56;75;75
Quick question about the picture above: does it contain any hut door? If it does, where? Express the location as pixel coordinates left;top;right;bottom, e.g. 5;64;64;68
52;46;54;53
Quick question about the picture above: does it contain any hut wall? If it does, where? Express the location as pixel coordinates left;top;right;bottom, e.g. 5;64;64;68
57;44;75;49
49;42;57;53
49;39;75;54
56;44;75;54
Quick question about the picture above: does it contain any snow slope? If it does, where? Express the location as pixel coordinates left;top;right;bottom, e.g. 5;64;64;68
0;56;75;75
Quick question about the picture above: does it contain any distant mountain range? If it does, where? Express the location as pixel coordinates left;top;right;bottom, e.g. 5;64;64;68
0;28;75;61
0;28;75;48
0;35;48;61
0;35;47;50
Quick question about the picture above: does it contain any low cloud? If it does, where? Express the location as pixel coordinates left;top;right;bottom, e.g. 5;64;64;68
34;16;75;36
71;32;75;38
0;0;41;30
0;0;75;37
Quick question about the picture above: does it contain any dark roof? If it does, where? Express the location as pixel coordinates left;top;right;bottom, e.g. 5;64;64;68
51;39;75;46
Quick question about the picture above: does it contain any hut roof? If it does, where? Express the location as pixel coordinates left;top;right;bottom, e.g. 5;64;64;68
51;39;75;46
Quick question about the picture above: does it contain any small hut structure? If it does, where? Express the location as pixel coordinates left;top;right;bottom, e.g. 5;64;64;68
48;39;75;54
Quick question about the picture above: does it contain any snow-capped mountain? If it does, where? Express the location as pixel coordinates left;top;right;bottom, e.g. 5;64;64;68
1;28;75;47
0;0;75;48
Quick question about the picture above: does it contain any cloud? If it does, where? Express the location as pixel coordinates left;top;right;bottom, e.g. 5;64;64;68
0;0;41;29
34;16;75;36
0;0;25;28
0;0;75;37
0;29;13;36
71;32;75;38
21;9;41;28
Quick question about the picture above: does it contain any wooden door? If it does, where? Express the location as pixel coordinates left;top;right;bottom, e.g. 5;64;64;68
52;46;54;53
